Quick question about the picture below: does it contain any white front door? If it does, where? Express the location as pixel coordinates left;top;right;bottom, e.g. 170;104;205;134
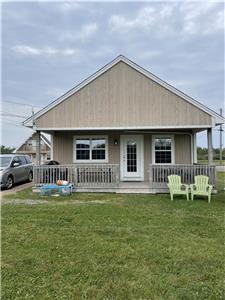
120;135;144;181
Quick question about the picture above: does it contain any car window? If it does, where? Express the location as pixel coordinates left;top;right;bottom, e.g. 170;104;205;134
20;156;27;165
25;155;32;164
0;156;12;167
12;156;21;165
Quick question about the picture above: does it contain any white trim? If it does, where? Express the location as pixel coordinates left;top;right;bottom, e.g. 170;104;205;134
120;135;144;181
41;135;51;149
34;125;213;131
23;55;224;127
73;135;108;163
152;135;175;165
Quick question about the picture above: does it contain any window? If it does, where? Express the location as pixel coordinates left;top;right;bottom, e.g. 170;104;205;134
12;156;22;166
28;140;36;147
19;156;27;165
46;153;51;160
25;155;32;164
153;136;174;164
74;136;108;162
127;141;137;172
91;138;105;160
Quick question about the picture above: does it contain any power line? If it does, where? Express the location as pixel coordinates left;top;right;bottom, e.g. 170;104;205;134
1;119;23;126
1;100;43;108
0;111;29;118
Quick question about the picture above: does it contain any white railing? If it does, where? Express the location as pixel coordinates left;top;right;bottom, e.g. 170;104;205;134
149;164;216;189
33;164;120;187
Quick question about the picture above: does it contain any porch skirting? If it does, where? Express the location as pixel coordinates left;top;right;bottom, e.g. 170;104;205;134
33;164;216;194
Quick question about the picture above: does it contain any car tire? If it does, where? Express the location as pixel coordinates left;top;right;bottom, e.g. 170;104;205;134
5;175;14;189
28;171;33;182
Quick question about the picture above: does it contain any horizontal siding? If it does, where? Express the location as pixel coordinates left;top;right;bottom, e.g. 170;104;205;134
53;131;192;181
36;62;212;129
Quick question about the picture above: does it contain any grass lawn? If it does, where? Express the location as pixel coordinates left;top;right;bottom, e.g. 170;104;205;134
198;160;225;166
2;173;225;299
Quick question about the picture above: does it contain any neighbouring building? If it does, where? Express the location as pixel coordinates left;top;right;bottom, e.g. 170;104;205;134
14;132;51;165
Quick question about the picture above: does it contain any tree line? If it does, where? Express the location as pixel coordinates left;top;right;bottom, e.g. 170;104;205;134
197;147;225;160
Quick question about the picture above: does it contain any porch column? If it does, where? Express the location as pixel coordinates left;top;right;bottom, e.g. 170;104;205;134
36;131;41;165
50;132;54;160
207;128;213;165
193;132;197;164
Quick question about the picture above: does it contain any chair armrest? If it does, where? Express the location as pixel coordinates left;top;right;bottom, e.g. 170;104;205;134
207;185;213;192
181;184;189;191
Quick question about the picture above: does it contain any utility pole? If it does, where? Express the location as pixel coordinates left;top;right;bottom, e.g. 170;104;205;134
219;108;223;165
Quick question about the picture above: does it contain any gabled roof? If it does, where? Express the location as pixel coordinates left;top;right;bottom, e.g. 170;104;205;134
14;132;51;153
23;55;224;127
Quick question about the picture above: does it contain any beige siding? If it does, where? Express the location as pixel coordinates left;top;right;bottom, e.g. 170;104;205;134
53;133;73;164
175;134;192;164
36;62;212;129
53;131;192;181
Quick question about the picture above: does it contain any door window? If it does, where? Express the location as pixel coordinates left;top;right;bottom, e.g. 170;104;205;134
127;141;137;172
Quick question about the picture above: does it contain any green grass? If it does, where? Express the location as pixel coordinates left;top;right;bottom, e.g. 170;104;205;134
2;173;225;299
198;160;225;166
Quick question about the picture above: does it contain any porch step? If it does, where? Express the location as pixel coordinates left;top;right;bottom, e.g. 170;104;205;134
75;182;167;194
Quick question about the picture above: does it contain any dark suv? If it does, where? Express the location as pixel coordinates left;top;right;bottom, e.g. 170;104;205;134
0;154;33;189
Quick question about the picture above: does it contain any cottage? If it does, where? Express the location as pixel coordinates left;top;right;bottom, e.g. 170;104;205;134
23;55;224;193
14;132;51;165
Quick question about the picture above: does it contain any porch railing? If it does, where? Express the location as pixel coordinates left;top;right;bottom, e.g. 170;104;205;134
33;164;120;187
149;164;216;189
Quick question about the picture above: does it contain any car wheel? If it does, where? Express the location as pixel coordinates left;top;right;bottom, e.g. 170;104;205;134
5;176;14;189
28;171;33;182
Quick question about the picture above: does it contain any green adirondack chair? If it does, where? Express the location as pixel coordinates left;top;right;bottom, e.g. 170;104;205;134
167;175;189;201
190;175;213;203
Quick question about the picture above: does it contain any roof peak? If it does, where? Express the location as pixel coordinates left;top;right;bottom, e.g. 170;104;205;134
23;55;224;127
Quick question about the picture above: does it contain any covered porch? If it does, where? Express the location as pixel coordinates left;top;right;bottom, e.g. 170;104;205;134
34;127;216;193
33;163;216;193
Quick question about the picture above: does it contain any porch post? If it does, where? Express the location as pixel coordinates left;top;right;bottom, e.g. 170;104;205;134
193;132;197;164
51;132;54;160
36;131;41;165
207;128;213;165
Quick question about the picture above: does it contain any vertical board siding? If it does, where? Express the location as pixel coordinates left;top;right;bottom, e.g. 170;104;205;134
175;134;192;164
52;131;192;181
36;62;212;128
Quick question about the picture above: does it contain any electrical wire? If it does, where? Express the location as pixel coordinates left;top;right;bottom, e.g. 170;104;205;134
0;111;29;118
1;100;43;108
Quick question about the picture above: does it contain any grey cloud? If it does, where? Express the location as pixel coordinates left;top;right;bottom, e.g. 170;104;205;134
2;1;224;147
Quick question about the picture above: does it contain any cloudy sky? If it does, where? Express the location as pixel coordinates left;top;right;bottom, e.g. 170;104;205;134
1;1;224;148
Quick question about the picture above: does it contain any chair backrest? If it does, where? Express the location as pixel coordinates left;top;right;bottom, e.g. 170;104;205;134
168;175;181;190
194;175;209;191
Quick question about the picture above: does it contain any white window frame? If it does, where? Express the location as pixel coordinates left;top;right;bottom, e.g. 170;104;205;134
152;135;175;165
73;135;108;163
